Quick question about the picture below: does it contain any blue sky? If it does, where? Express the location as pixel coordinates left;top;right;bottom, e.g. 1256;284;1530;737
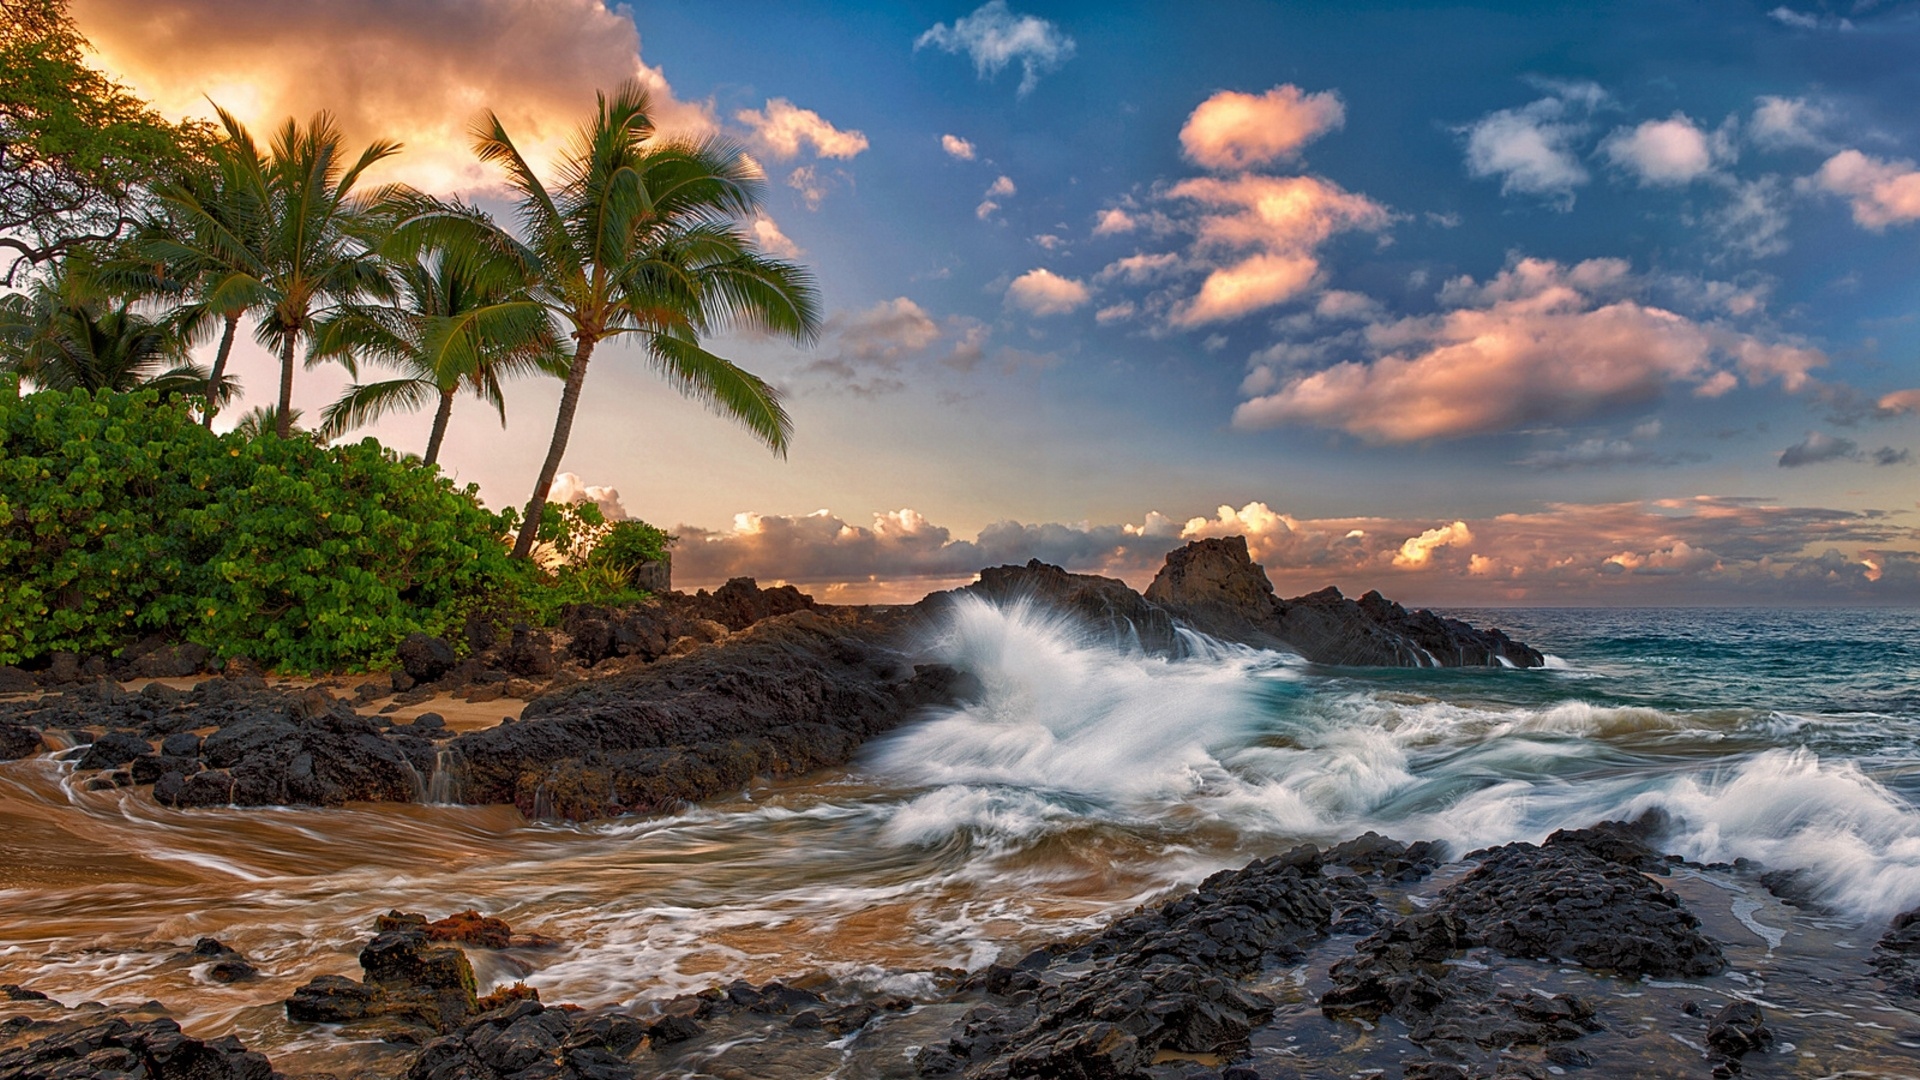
78;0;1920;602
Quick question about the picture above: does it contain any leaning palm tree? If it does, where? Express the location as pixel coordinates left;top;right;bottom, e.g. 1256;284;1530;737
465;80;819;559
144;106;398;438
0;250;226;400
310;202;570;465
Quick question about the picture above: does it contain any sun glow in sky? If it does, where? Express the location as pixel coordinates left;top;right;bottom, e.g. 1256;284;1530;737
70;0;1920;604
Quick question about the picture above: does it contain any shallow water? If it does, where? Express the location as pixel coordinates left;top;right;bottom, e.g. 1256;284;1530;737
4;601;1920;1073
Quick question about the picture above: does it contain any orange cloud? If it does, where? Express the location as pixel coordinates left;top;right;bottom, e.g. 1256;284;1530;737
1004;268;1091;316
734;98;868;160
670;497;1920;606
1178;85;1345;171
1809;150;1920;229
71;0;716;195
1167;175;1390;325
1233;257;1827;442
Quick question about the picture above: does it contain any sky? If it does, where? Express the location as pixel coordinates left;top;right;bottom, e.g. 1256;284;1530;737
66;0;1920;605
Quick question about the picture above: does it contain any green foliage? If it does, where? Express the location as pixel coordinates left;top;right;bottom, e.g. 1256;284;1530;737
0;0;212;280
591;518;670;573
514;562;648;627
0;384;522;669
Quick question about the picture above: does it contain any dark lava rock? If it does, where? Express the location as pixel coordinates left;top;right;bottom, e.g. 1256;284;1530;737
953;559;1181;654
1146;536;1544;667
918;853;1332;1078
75;731;152;771
407;998;648;1080
287;925;477;1032
1706;1000;1771;1058
1872;906;1920;995
182;939;258;983
0;1015;272;1080
453;610;974;820
0;666;34;694
1444;836;1724;977
398;633;458;684
0;722;42;761
154;706;432;808
685;576;817;632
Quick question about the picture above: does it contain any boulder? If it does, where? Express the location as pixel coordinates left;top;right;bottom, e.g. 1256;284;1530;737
950;559;1181;653
287;925;477;1032
0;722;42;761
397;633;458;684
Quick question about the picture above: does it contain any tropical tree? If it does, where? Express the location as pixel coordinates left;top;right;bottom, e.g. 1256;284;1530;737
310;201;569;465
143;106;398;438
0;0;210;283
0;247;222;398
131;114;273;427
466;80;819;559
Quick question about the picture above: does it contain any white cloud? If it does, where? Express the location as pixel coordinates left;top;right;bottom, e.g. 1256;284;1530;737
1600;114;1718;185
1749;95;1833;150
1807;150;1920;229
750;215;801;259
986;175;1016;197
1232;256;1828;442
1460;88;1605;204
548;472;628;521
734;98;869;160
786;164;847;210
1178;84;1346;171
1093;207;1138;235
941;133;976;160
1095;301;1136;325
1005;268;1092;316
1095;251;1181;284
1708;176;1792;259
915;0;1075;96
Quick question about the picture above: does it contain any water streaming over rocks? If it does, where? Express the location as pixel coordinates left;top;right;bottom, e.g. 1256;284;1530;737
4;602;1920;1077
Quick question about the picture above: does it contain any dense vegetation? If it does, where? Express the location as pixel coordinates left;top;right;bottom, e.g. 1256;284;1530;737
0;0;820;671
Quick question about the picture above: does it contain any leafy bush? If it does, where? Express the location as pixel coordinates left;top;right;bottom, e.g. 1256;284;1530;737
0;383;525;669
591;518;670;573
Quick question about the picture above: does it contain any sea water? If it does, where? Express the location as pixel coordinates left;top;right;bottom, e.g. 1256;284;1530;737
3;601;1918;1065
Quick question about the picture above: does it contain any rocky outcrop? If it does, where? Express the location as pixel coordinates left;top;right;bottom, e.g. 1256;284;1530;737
287;919;480;1033
449;609;975;820
951;560;1181;653
1147;536;1544;667
0;722;43;761
0;1014;272;1080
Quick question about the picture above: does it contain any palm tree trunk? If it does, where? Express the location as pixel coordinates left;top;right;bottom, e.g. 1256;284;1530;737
512;338;595;560
202;311;240;429
276;332;296;438
423;387;455;467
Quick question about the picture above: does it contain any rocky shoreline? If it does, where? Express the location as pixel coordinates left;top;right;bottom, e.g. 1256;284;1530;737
7;540;1913;1077
6;820;1920;1078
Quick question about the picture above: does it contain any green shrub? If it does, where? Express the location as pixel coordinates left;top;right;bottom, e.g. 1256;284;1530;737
0;383;525;670
591;518;670;573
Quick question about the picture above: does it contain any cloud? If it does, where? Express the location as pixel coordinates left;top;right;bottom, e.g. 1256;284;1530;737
1093;207;1138;235
1768;6;1854;30
1516;430;1706;470
750;215;801;259
1875;447;1913;466
547;472;628;520
1707;176;1792;259
1749;95;1833;150
1233;256;1828;442
1807;150;1920;229
1779;430;1861;467
71;0;716;196
797;297;947;395
1166;175;1392;325
976;174;1017;219
1095;251;1181;284
941;133;976;160
1600;114;1719;185
734;98;868;160
1460;87;1604;204
670;496;1920;605
1004;268;1091;316
915;0;1075;96
786;164;848;210
1878;389;1920;416
1178;85;1345;171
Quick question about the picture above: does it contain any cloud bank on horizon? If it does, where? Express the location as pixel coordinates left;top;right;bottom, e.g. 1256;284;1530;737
65;0;1920;606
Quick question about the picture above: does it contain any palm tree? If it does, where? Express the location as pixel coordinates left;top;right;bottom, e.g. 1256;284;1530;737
310;202;570;465
0;250;225;399
466;80;819;559
133;114;275;428
144;107;398;438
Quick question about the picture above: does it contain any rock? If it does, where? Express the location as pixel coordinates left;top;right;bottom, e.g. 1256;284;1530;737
0;666;34;694
954;559;1181;653
1705;1000;1770;1058
45;651;81;684
502;626;555;678
1005;1021;1142;1080
129;642;212;679
422;910;513;949
1147;537;1544;667
287;924;477;1033
184;938;259;983
397;633;458;684
0;721;42;760
454;610;975;821
405;998;648;1080
155;708;431;809
76;731;152;771
0;1014;273;1080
